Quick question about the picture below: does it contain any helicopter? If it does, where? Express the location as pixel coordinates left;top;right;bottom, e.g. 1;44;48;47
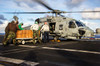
5;0;100;40
35;15;94;40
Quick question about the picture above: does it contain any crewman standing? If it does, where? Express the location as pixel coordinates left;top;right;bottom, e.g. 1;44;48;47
41;22;50;43
30;22;41;44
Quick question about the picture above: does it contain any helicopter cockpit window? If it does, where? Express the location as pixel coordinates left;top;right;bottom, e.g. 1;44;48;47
59;24;63;30
69;21;76;28
76;21;85;27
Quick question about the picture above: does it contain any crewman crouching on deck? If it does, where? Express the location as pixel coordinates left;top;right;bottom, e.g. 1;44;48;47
18;23;24;30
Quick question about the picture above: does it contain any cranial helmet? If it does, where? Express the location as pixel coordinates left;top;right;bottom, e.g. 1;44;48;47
35;21;38;24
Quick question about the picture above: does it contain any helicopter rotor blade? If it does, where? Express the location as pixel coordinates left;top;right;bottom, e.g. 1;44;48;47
4;11;100;14
33;0;54;10
59;15;65;17
4;12;49;14
66;11;100;13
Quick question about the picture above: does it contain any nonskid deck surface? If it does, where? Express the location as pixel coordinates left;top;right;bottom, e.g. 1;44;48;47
0;40;100;66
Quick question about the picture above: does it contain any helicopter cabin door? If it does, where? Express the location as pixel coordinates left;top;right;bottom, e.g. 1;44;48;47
67;21;78;37
49;23;56;34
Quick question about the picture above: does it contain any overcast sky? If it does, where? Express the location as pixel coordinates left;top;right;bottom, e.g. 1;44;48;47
0;0;100;33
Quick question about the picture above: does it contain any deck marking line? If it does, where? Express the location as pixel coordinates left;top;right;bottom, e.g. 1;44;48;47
0;56;39;66
19;45;100;55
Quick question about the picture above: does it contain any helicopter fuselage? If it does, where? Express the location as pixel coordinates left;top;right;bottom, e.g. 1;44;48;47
37;16;94;39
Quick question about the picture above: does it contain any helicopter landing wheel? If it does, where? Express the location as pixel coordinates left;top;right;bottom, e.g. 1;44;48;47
79;36;82;39
54;36;59;41
77;36;82;39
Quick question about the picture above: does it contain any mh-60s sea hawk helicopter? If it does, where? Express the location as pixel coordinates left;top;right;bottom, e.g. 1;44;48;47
5;0;100;40
35;15;94;40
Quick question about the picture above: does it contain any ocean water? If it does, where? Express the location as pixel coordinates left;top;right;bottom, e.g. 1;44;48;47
95;34;100;38
0;33;5;35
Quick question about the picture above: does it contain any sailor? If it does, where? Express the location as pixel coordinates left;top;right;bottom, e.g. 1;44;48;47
3;22;11;43
41;22;50;43
30;21;41;44
18;23;24;30
3;21;20;46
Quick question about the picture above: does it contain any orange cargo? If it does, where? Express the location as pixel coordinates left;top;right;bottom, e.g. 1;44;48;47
16;35;21;38
29;30;33;38
16;30;33;38
16;30;22;35
22;34;26;38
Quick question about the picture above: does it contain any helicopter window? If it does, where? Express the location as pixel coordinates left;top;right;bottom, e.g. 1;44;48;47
47;19;52;22
69;21;76;28
76;21;85;27
59;24;63;30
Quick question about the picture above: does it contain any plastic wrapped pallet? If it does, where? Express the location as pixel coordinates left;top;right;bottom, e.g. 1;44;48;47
16;30;33;39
